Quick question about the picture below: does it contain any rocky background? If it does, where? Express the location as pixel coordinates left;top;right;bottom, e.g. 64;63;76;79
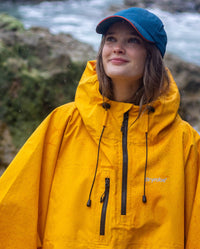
0;0;200;174
0;13;95;171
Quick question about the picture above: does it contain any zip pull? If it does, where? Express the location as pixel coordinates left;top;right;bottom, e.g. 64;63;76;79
100;192;106;203
100;178;110;236
100;178;110;203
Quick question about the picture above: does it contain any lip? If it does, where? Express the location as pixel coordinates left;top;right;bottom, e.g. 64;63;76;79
109;57;129;65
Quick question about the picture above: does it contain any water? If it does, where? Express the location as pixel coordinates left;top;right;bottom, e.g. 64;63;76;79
0;0;199;65
150;8;200;66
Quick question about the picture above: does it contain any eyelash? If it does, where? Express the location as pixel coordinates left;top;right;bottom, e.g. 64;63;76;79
128;38;141;44
105;36;142;44
105;36;115;42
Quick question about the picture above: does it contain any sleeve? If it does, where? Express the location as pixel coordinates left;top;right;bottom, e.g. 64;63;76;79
184;129;200;248
0;104;73;249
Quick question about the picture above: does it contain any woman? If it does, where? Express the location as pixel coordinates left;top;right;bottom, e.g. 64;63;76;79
0;7;199;249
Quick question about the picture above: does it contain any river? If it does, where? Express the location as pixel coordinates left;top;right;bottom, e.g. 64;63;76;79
0;0;199;65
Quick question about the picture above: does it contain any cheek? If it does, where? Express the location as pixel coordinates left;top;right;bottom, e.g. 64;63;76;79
135;50;147;70
102;47;109;72
102;46;108;61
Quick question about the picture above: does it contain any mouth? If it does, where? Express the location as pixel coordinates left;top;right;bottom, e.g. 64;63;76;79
109;58;129;65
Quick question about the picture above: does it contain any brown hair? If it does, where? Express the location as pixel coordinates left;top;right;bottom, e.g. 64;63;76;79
96;36;169;107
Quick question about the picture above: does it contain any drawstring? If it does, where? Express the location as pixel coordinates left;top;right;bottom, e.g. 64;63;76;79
86;125;105;207
87;102;110;207
142;105;155;204
142;132;148;203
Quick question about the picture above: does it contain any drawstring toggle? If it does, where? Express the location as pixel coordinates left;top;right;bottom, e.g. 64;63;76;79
87;199;91;207
142;195;147;203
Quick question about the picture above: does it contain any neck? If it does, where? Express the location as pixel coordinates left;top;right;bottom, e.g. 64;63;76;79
112;79;141;103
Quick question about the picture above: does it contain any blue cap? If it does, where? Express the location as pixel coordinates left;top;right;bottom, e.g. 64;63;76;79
96;7;167;57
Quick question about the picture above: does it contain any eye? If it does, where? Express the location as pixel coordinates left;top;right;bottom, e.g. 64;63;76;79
128;37;141;44
105;36;116;42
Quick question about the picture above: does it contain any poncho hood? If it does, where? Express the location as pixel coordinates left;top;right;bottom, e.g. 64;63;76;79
75;60;181;141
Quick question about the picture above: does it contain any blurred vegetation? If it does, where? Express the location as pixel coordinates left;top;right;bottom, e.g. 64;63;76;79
0;13;24;31
0;14;86;148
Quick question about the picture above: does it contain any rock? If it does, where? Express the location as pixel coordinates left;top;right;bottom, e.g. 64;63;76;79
165;54;200;92
164;53;200;131
0;26;95;66
124;0;200;13
0;121;17;174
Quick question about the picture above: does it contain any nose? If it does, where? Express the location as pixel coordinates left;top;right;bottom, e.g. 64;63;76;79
113;41;125;54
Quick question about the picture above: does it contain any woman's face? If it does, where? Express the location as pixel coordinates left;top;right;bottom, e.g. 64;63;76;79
102;21;147;86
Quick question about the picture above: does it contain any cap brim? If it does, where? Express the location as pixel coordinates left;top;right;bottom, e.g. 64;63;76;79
96;15;154;43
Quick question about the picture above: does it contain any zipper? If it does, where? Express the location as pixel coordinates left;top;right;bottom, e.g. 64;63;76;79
121;111;129;215
100;178;110;235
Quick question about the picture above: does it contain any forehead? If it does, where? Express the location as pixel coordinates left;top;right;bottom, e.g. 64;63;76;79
105;21;139;36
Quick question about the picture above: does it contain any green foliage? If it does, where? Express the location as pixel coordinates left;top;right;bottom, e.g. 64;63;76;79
0;39;86;148
0;14;89;149
0;13;24;31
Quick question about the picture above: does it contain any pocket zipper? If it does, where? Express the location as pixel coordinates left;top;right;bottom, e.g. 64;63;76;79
100;178;110;235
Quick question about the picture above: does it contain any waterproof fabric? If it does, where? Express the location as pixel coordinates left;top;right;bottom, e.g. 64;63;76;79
0;60;200;249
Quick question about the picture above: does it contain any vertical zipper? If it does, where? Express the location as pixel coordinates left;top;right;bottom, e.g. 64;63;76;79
100;178;110;235
121;111;129;215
